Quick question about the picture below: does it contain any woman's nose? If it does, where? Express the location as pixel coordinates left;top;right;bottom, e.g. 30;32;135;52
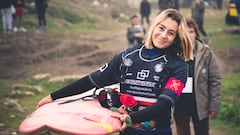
160;30;168;38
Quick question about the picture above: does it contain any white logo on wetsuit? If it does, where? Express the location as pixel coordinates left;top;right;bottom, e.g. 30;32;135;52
99;63;108;72
123;58;133;67
137;70;150;80
154;63;164;73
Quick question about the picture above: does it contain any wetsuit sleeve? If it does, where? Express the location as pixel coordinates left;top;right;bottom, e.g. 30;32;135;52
51;75;95;100
51;53;124;100
159;60;188;105
130;100;170;123
89;53;123;88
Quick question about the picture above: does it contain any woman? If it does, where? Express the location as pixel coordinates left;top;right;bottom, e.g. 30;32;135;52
37;9;192;135
174;18;221;135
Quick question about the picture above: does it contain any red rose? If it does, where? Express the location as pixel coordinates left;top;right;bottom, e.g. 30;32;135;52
120;94;137;108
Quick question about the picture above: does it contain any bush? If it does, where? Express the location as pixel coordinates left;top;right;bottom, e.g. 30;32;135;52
218;73;240;126
218;100;240;125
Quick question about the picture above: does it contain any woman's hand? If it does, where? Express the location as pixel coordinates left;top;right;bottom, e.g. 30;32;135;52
36;95;53;109
209;111;217;119
111;112;132;131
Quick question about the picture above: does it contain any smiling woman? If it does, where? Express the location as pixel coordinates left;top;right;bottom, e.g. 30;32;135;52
36;9;192;135
151;18;178;49
144;9;192;61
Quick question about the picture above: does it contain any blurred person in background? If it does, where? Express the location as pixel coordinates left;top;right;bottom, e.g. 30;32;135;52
12;0;27;32
174;18;221;135
126;15;146;48
235;0;240;34
140;0;151;26
173;0;180;10
192;0;209;42
158;0;170;12
35;0;48;33
0;0;14;34
216;0;223;9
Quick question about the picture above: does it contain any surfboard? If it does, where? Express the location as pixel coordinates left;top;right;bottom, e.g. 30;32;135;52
19;97;122;135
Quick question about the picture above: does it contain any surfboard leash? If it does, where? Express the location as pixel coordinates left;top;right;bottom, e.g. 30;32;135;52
58;88;99;105
58;87;116;105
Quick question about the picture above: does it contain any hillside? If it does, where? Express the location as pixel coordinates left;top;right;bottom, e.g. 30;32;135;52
1;0;239;79
1;0;135;79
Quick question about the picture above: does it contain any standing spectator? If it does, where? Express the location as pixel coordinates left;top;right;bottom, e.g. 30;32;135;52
174;18;221;135
173;0;180;10
182;0;193;8
0;0;14;34
192;0;209;39
12;0;26;32
126;15;146;48
140;0;151;26
158;0;170;12
35;0;48;33
216;0;223;9
235;0;240;34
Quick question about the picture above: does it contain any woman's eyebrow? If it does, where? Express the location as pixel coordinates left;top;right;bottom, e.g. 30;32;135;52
159;24;177;33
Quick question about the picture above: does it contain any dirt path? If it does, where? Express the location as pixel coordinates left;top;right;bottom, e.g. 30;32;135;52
0;29;128;80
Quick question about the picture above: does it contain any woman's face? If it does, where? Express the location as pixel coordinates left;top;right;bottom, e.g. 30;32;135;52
151;18;178;49
187;26;196;41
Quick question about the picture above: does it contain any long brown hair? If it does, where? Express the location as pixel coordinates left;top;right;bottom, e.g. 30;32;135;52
144;9;193;61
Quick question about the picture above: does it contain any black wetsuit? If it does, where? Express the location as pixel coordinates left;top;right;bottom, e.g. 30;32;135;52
51;45;188;135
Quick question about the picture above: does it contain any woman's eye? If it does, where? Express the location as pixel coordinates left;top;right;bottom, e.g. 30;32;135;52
168;31;175;36
159;26;164;31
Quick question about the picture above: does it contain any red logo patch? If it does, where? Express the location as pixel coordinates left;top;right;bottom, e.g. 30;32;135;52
164;77;184;96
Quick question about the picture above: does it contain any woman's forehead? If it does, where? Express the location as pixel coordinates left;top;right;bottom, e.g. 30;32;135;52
157;18;178;31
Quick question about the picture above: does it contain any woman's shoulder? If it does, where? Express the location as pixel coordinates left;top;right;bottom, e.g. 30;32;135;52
196;39;211;52
127;45;143;51
168;53;187;69
121;45;143;56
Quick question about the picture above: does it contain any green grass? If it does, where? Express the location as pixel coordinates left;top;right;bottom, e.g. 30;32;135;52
210;119;240;135
0;79;16;128
217;73;240;125
205;6;240;130
203;9;240;47
211;34;240;47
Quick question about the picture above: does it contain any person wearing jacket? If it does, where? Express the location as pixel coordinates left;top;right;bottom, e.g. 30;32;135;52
0;0;14;34
126;15;146;48
235;0;240;34
174;17;221;135
37;9;193;135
